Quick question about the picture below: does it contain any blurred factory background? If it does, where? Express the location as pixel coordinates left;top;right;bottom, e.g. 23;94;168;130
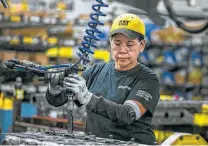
0;0;208;145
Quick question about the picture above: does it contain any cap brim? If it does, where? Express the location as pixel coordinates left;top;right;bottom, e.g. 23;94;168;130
110;28;140;39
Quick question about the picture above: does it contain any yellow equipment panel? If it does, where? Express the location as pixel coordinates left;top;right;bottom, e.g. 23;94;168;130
161;133;208;145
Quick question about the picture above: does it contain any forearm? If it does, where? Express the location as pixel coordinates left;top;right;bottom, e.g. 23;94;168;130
46;88;68;107
86;94;136;125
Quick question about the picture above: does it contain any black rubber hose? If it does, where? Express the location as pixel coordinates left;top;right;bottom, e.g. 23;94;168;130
164;0;208;34
1;0;9;8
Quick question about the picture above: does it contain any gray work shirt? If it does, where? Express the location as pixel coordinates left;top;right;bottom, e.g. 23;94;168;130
83;62;160;144
46;61;160;145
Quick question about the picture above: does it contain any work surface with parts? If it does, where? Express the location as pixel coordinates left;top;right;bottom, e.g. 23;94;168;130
2;130;140;145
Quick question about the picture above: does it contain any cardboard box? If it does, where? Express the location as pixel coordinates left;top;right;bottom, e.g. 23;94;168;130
16;52;30;60
33;53;48;65
1;50;17;62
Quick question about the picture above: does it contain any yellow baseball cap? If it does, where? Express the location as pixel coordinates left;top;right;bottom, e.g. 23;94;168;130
110;13;145;39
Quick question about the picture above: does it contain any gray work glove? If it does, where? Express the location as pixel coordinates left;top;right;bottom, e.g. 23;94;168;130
63;74;92;105
45;71;65;95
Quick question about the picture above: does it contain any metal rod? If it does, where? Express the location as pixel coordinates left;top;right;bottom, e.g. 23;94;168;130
67;95;74;134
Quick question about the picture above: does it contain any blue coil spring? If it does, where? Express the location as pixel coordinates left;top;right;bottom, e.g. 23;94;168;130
4;0;109;74
77;0;108;65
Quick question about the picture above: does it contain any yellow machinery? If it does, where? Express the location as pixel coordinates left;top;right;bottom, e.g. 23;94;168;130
161;133;208;145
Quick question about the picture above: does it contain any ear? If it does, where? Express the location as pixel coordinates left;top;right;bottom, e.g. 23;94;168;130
109;39;114;50
139;40;146;53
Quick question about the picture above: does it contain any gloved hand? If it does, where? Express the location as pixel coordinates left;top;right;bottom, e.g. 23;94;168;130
63;74;92;105
45;71;65;95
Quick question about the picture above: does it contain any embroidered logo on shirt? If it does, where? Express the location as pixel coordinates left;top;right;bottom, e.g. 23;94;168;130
118;86;131;91
136;90;152;101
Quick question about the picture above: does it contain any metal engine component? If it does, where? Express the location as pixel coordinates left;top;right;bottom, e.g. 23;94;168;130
152;101;208;126
30;93;86;122
2;131;138;145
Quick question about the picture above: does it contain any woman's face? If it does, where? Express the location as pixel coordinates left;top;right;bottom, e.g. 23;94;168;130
110;33;145;71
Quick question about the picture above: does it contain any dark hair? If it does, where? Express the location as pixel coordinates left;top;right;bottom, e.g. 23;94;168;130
137;33;144;41
110;33;144;41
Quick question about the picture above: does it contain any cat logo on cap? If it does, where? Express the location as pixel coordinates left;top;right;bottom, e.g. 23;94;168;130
110;13;145;37
119;20;130;26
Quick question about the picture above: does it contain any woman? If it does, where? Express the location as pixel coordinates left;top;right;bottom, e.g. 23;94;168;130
46;13;160;145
